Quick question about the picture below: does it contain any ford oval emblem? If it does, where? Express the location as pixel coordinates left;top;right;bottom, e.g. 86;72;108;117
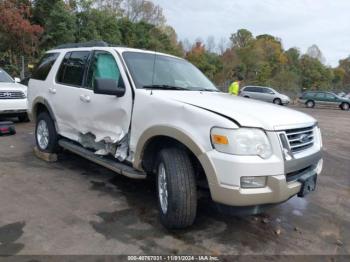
299;134;310;143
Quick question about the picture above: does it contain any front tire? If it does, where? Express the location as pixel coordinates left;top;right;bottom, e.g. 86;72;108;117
35;112;59;153
340;102;350;111
273;98;282;105
156;148;197;229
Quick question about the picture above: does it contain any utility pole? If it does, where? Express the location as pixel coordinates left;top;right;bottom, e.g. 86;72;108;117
20;56;25;79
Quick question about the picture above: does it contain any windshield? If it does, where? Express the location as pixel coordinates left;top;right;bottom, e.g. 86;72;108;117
122;51;217;91
0;69;14;83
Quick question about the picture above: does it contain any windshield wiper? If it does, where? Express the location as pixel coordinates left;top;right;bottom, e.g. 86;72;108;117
143;84;189;91
194;88;221;92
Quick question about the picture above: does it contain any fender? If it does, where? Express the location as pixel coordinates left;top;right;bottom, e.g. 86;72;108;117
31;97;58;130
133;125;205;170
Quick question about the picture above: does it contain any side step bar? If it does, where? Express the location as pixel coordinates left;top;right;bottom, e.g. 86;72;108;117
59;139;146;179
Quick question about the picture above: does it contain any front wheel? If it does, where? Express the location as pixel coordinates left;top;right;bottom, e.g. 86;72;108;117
340;102;350;111
35;112;59;153
156;148;197;229
273;98;282;105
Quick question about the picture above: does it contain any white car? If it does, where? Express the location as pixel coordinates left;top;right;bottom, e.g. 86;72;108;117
240;86;290;105
0;68;29;122
28;42;323;229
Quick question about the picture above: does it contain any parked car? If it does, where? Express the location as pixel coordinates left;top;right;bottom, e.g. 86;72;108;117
240;86;290;105
28;42;323;229
0;68;29;122
299;91;350;110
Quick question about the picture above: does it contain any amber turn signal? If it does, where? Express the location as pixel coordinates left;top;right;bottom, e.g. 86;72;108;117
211;134;229;145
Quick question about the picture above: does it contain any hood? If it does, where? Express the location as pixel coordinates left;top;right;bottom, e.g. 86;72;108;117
155;91;316;131
0;82;27;92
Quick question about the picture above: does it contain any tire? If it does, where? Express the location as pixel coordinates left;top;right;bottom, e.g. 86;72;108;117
35;111;59;153
273;98;282;105
18;113;30;122
305;100;315;108
156;147;197;229
244;96;250;98
340;102;350;111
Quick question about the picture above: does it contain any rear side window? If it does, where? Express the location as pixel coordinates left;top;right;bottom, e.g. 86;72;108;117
32;53;59;81
56;51;90;86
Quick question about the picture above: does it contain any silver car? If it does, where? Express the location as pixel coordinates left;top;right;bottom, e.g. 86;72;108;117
240;86;290;105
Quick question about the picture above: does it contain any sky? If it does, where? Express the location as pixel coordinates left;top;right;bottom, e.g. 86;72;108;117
152;0;350;67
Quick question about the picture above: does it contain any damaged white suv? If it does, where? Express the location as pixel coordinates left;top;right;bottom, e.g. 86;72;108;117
28;42;323;229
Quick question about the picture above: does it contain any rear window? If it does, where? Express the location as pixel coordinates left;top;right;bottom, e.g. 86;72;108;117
32;53;59;81
56;51;90;86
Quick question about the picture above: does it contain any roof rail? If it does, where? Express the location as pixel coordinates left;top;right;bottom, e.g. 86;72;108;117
54;41;109;49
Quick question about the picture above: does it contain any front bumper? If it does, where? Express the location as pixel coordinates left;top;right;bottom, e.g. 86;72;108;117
0;99;27;115
199;149;322;207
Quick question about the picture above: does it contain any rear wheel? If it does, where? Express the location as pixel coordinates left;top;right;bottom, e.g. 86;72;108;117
340;102;350;111
273;98;282;105
35;112;59;153
156;148;197;229
306;100;315;108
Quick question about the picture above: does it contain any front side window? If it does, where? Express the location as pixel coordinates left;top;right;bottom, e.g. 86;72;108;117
86;51;123;90
263;88;274;94
0;68;14;83
315;92;325;100
56;51;90;86
325;93;335;100
122;52;217;91
32;53;59;81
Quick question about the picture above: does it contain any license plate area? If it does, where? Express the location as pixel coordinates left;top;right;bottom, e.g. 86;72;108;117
297;172;317;197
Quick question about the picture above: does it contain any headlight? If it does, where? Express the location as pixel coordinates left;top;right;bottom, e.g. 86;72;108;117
211;127;272;159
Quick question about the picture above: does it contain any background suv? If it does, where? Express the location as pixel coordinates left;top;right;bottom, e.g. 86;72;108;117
240;86;290;105
299;91;350;110
0;68;29;122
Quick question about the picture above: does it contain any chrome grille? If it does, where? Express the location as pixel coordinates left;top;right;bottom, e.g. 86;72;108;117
0;91;25;99
285;126;314;153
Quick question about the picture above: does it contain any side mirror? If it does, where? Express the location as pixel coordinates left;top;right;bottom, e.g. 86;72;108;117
93;78;125;97
14;77;20;83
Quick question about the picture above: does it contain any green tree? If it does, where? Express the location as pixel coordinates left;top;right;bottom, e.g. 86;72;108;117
34;0;76;49
230;29;253;48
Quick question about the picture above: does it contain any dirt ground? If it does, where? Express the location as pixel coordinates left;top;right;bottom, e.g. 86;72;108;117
0;106;349;256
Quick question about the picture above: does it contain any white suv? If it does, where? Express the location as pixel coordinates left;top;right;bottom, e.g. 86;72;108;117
28;42;323;229
0;68;29;122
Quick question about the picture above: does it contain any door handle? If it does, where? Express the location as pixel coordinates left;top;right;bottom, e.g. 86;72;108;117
48;87;56;94
80;94;91;103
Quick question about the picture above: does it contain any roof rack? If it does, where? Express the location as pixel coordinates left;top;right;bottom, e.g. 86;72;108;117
54;41;109;49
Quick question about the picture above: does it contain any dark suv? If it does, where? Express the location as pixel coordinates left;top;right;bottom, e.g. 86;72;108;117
299;91;350;110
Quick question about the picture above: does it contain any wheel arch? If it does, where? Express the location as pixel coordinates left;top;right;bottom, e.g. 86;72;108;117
134;126;208;183
31;97;58;131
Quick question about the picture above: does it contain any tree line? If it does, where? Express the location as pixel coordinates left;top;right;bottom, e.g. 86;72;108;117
0;0;349;94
